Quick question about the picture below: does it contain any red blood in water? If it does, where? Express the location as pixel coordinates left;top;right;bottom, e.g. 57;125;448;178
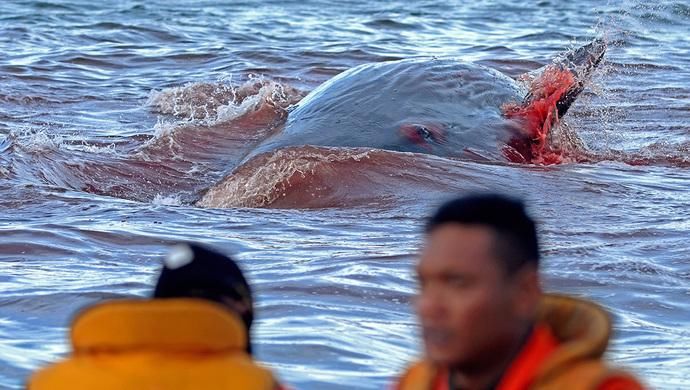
503;66;576;165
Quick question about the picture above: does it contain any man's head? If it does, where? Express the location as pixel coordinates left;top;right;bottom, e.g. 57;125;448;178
153;243;254;353
416;194;542;370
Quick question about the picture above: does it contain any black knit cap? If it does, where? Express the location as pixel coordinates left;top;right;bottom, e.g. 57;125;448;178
153;243;254;352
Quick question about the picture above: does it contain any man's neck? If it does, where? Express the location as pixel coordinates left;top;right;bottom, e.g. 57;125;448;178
448;324;534;390
449;362;508;390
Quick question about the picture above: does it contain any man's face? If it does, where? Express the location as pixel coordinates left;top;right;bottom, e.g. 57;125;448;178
415;224;524;369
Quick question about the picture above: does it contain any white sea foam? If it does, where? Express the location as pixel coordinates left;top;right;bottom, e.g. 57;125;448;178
11;129;63;154
152;193;183;206
146;75;300;126
62;141;119;156
135;118;180;154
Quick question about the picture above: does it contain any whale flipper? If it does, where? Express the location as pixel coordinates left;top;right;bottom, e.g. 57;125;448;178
503;39;606;163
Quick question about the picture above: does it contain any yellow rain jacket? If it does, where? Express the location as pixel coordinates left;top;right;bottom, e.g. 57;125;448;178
29;298;282;389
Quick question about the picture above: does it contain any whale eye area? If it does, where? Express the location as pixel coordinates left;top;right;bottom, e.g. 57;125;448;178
399;123;446;148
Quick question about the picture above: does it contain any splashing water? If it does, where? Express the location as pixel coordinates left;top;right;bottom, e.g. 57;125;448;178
147;76;302;126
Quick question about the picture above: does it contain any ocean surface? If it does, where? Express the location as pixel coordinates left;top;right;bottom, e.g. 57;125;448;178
1;0;689;388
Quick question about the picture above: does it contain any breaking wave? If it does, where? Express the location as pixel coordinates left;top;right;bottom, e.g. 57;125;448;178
596;141;690;168
146;76;303;126
196;146;493;209
9;129;64;154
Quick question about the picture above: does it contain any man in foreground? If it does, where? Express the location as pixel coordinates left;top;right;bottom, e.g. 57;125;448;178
396;194;644;390
29;243;285;389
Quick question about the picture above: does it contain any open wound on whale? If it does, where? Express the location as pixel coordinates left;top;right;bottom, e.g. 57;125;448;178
502;66;576;165
500;39;606;165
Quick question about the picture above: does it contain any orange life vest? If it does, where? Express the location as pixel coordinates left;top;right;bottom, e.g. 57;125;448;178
395;294;645;390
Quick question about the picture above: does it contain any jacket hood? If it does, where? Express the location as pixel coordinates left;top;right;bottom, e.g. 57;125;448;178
71;298;247;354
535;294;611;382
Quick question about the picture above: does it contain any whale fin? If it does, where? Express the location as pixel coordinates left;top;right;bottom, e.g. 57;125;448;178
503;39;606;164
522;39;606;119
553;38;607;117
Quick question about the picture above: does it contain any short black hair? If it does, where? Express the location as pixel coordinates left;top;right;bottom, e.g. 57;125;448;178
426;194;539;274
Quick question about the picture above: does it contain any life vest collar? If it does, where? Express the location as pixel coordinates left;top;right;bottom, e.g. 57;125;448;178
71;298;247;354
535;293;611;381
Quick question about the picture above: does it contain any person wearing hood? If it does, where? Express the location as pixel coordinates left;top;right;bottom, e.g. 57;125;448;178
396;194;645;390
29;243;285;389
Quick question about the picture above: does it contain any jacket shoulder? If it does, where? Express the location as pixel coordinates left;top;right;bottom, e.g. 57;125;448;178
535;360;645;390
28;354;280;389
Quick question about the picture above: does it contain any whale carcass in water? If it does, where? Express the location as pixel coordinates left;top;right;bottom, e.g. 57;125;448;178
243;39;606;165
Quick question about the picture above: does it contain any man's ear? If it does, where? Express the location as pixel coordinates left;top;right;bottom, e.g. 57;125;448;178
511;265;541;319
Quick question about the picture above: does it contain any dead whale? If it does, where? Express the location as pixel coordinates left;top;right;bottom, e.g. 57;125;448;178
242;39;606;165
